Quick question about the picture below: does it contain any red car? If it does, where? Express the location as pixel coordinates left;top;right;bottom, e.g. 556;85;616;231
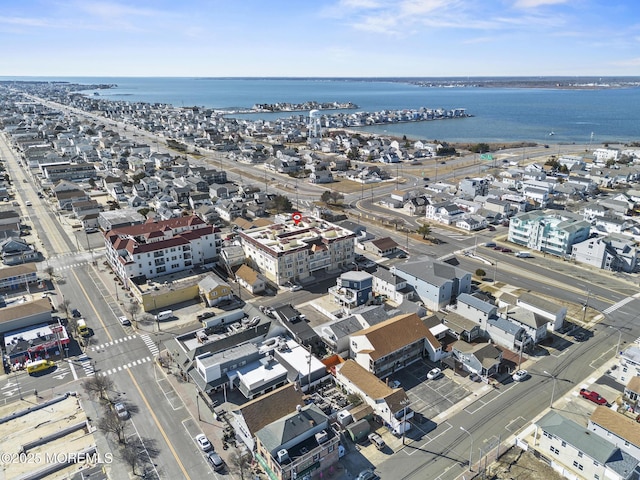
580;388;608;405
501;248;513;253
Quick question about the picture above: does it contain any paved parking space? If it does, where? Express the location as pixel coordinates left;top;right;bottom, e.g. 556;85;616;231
390;360;471;420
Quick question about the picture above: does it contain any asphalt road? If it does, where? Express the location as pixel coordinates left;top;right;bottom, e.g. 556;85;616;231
376;296;640;480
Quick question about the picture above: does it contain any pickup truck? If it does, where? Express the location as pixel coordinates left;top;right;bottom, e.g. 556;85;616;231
580;388;608;405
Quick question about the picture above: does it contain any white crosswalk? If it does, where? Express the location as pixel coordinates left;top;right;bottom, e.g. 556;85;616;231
603;296;635;315
140;334;160;356
90;335;137;351
77;353;95;377
99;356;153;377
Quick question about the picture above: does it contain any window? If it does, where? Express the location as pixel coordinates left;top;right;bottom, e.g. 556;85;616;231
578;451;583;458
595;475;599;480
550;446;559;455
313;453;320;461
561;441;566;447
328;445;334;453
593;461;599;467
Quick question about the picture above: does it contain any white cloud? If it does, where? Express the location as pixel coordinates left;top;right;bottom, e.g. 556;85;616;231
610;57;640;67
513;0;570;8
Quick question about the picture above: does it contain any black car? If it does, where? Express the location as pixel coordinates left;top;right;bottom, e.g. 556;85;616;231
574;331;589;342
72;309;81;318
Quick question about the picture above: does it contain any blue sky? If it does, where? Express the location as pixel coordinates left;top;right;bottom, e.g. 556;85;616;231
0;0;639;77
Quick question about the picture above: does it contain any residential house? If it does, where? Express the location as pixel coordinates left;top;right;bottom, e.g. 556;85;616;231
349;313;442;378
328;271;373;311
450;341;503;379
426;202;465;225
391;260;472;311
254;404;340;480
235;264;266;295
614;346;640;384
231;383;305;454
589;406;640;461
198;274;233;307
372;267;414;305
362;237;400;257
623;377;640;412
572;235;640;273
1;238;39;265
516;292;567;333
55;189;90;211
533;410;639;480
335;359;412;435
0;263;38;291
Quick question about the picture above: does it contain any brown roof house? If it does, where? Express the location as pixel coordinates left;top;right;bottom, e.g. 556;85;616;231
349;313;442;379
235;264;266;294
588;405;640;464
362;237;400;257
336;359;413;435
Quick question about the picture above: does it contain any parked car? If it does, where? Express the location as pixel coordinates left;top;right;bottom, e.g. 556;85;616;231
195;433;213;451
118;316;131;326
85;227;98;234
197;311;216;321
574;331;590;342
493;246;502;250
485;242;496;248
389;380;401;389
356;470;377;480
427;368;442;380
580;388;608;405
207;451;224;471
512;370;529;382
501;248;513;253
72;309;81;318
25;200;32;206
488;226;496;231
367;432;386;450
114;402;129;419
398;252;408;259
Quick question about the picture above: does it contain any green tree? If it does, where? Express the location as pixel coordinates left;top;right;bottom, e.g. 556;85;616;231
417;224;432;240
469;143;491;153
346;147;360;160
475;268;486;278
328;191;344;204
320;191;332;204
267;194;292;213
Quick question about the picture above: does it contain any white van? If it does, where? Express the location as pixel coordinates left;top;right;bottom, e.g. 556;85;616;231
515;251;533;258
156;310;173;321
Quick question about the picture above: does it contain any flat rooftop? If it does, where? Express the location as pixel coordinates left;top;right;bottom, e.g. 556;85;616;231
0;393;98;479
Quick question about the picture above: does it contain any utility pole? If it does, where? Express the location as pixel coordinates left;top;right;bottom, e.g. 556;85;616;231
582;289;591;323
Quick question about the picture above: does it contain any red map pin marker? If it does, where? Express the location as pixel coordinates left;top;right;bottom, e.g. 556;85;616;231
292;212;302;225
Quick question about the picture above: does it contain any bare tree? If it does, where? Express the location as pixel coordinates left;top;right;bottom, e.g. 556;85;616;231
60;299;71;320
82;375;114;401
44;265;55;283
98;408;126;444
126;302;141;327
229;450;252;480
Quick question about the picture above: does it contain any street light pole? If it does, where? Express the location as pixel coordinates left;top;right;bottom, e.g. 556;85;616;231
543;370;557;409
609;326;622;357
401;399;410;445
460;426;473;472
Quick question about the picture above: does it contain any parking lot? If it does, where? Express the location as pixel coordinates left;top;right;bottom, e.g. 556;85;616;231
387;360;471;421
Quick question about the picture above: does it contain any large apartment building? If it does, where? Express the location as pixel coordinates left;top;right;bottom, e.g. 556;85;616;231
238;215;355;286
508;210;590;256
104;215;220;287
